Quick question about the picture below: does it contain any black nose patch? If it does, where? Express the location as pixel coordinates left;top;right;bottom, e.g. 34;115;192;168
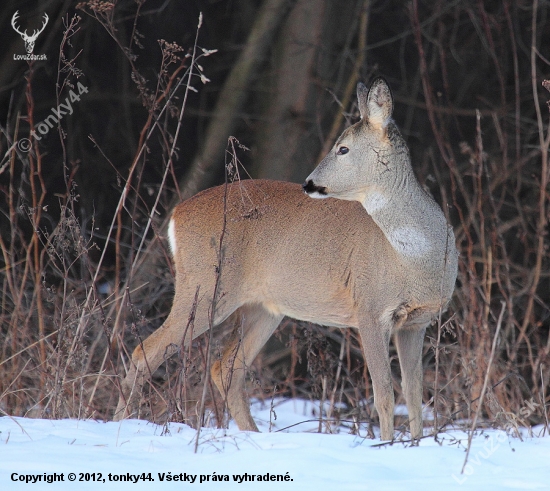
302;180;327;195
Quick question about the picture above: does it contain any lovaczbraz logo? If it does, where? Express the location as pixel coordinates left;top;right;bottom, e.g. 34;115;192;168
12;10;48;61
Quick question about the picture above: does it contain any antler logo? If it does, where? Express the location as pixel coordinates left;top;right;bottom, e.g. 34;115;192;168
11;11;49;54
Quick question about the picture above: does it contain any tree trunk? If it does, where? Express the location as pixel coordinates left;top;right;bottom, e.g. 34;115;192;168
253;0;326;183
178;0;296;201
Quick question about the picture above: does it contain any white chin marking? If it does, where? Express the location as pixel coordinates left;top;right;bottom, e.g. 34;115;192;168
388;226;432;257
307;191;328;199
168;218;177;255
362;192;388;214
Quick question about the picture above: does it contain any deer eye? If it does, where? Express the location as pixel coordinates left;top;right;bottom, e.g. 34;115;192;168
336;146;349;155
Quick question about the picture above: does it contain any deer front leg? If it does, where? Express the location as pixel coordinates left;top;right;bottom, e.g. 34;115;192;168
358;322;394;441
395;326;426;440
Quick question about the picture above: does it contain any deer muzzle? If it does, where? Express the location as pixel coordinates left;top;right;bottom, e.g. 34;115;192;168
302;180;327;196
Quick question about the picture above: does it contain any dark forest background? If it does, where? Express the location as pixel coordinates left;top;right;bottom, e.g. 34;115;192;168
0;0;549;436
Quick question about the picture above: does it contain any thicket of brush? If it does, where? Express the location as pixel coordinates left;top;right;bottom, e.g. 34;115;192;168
0;0;549;437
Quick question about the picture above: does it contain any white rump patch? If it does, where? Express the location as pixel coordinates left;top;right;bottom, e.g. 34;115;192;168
167;218;177;255
362;192;388;214
388;226;432;257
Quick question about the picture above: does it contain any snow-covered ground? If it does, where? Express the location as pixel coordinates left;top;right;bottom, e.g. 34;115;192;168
1;399;548;490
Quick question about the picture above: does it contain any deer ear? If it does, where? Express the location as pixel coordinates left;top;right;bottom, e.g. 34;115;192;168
357;82;370;120
357;78;393;130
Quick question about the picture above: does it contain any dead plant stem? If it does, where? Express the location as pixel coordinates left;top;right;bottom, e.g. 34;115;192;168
194;134;231;453
512;0;549;357
461;301;505;474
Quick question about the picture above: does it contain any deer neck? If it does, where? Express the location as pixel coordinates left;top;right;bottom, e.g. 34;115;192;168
361;168;451;265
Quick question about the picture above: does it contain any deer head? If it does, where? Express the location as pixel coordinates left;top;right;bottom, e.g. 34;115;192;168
11;11;49;54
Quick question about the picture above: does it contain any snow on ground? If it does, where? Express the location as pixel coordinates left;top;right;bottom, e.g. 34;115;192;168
0;399;549;490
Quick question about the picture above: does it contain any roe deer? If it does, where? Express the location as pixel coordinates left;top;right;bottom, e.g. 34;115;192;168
114;77;458;440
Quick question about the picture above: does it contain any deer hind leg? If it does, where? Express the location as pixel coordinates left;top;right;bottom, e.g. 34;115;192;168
358;321;394;441
114;283;227;421
395;326;426;440
211;304;283;432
